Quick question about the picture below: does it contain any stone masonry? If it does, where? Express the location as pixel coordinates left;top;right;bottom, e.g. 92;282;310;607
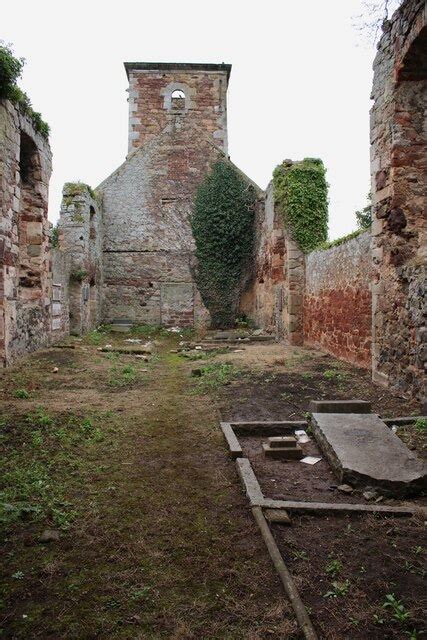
370;0;426;399
0;99;52;365
304;232;372;368
241;177;305;344
53;183;103;335
1;22;424;403
126;62;230;154
95;62;244;328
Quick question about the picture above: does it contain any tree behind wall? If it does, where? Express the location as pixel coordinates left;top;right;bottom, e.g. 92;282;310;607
191;160;256;328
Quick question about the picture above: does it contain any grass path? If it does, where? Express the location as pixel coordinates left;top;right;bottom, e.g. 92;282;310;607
1;336;299;639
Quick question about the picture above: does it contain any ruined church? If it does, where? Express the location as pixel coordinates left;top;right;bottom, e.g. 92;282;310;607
0;0;425;403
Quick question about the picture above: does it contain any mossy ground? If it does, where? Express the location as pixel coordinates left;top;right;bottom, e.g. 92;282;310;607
0;331;298;639
1;331;423;638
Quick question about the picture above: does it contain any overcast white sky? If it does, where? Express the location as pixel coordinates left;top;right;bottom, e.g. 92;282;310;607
3;0;388;239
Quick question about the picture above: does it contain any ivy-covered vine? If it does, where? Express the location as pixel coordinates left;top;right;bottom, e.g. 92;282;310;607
0;42;50;139
191;160;257;329
273;158;328;252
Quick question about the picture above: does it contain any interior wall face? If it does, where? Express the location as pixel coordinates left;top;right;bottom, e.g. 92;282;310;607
99;118;223;328
370;0;426;400
241;182;304;344
304;232;372;368
0;100;52;365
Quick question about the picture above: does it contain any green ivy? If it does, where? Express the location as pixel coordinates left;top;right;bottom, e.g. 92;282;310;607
51;225;59;248
273;158;328;252
0;42;50;139
191;160;256;329
70;268;87;282
318;228;366;251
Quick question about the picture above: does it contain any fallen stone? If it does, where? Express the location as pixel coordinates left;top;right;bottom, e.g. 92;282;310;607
191;368;202;377
337;484;354;494
39;529;60;543
363;490;378;501
264;508;291;525
309;400;372;414
312;413;427;497
111;324;132;333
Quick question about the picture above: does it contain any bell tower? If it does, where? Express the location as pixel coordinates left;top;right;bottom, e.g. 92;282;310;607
124;62;231;154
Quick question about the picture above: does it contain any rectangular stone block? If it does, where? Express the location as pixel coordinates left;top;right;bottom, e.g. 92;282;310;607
268;436;297;448
309;400;372;413
312;413;426;497
262;443;303;459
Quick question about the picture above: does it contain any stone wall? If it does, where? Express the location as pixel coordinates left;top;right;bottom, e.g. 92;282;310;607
126;62;230;154
0;99;53;365
370;0;426;400
304;232;372;367
54;183;103;335
241;181;304;344
98;119;231;328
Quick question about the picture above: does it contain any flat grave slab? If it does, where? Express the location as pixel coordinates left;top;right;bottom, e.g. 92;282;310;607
312;413;426;497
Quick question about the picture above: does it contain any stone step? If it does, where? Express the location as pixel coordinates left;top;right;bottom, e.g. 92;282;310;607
262;443;303;460
268;436;297;449
312;413;426;497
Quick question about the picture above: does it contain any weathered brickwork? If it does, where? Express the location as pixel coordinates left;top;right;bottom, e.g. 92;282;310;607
304;232;372;368
97;63;235;328
54;183;103;335
370;0;426;400
0;99;52;365
126;62;230;154
241;181;304;344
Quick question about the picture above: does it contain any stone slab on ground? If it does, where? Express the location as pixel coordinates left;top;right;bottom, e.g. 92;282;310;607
309;400;372;413
312;413;426;497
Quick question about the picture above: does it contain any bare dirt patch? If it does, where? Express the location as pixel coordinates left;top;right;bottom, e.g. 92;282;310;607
217;346;420;421
273;513;426;639
0;333;302;639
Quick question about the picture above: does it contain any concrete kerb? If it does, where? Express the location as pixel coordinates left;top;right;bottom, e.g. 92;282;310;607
221;421;308;458
235;457;419;516
220;423;242;459
251;506;319;640
382;416;426;427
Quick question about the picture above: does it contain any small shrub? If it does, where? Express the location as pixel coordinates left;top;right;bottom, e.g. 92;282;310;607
193;363;241;393
414;418;427;432
0;42;50;138
70;268;87;282
323;369;343;381
325;557;342;577
14;389;30;399
382;593;411;623
324;580;351;598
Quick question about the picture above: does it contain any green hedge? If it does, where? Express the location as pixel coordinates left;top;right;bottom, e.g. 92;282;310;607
273;158;328;252
191;160;256;328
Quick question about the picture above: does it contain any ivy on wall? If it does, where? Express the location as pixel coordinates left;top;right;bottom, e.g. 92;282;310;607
0;42;50;139
273;158;328;252
191;160;257;329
